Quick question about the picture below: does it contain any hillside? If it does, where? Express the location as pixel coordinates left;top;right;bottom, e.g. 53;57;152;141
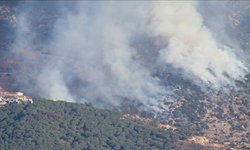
1;1;250;150
0;98;216;150
157;72;250;149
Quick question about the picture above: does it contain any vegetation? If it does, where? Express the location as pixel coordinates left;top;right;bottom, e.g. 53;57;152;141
0;98;199;150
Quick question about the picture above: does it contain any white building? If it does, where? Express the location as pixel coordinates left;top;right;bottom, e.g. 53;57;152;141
16;92;23;96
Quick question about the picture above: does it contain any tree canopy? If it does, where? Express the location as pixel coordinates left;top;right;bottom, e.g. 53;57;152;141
0;98;198;150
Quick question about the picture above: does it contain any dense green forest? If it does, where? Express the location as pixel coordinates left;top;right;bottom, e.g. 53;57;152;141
0;98;199;150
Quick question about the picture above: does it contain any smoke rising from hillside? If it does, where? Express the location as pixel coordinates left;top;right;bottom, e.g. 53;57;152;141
10;1;249;112
148;2;248;90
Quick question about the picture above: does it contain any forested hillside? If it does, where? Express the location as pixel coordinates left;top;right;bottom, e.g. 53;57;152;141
0;98;202;150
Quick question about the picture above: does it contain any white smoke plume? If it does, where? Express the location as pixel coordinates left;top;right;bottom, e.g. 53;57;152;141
148;2;248;90
37;68;74;102
10;1;249;112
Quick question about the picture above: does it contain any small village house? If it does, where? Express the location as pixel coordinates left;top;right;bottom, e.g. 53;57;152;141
16;92;23;96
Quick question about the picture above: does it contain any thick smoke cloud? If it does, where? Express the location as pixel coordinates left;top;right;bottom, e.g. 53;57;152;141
10;1;249;112
148;2;248;90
